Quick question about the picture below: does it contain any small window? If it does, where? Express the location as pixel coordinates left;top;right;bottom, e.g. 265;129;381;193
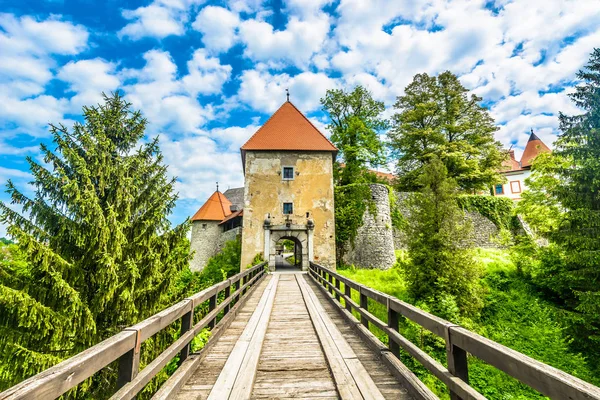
201;223;207;229
510;181;521;194
282;167;294;180
283;202;293;215
495;184;504;195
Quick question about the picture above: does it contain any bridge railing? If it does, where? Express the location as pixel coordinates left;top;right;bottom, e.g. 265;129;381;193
309;262;600;400
0;262;267;400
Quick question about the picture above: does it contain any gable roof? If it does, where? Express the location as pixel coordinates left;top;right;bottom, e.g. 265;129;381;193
241;101;337;152
192;191;232;221
521;130;551;168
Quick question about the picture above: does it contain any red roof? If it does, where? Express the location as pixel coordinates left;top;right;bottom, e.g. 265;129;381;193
219;209;243;225
192;191;232;221
241;101;337;152
501;149;522;172
521;131;551;167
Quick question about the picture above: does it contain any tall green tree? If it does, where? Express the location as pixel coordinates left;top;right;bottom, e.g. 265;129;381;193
537;48;600;357
321;86;388;185
0;93;190;393
403;158;484;319
389;71;505;192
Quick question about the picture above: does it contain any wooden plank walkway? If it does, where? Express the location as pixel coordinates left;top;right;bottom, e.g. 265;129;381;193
170;272;414;400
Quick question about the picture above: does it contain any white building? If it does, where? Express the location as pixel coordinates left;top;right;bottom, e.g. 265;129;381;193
493;130;551;201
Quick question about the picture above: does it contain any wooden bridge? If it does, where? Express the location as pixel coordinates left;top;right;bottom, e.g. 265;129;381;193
2;263;600;400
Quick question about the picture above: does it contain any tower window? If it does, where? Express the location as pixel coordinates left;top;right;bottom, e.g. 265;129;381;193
283;202;293;215
495;184;504;195
282;166;294;180
201;223;207;229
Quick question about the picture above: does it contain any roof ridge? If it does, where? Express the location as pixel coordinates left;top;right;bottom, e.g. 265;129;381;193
286;101;337;149
240;102;287;150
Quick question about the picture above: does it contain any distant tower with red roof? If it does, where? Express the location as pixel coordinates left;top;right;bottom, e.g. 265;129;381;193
493;130;551;200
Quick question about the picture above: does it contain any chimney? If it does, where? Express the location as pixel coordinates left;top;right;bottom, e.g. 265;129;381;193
508;149;516;160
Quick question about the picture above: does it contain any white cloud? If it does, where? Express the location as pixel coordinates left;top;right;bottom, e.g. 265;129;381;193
182;49;233;96
192;6;240;53
238;13;330;68
58;59;121;111
119;0;205;40
238;69;337;113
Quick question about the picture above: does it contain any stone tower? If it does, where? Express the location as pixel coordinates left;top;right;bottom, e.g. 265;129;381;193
189;190;233;271
239;101;337;270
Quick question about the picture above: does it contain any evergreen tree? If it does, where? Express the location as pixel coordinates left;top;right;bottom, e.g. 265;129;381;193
389;71;505;192
321;86;388;185
403;158;484;318
541;48;600;357
0;93;190;393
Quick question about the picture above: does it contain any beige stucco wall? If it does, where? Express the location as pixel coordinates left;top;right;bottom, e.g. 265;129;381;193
240;151;336;269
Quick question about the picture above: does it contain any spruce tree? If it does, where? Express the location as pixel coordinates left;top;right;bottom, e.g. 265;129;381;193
543;48;600;356
0;93;190;393
403;158;484;319
389;71;505;192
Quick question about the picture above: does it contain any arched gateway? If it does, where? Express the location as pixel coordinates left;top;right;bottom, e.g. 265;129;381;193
264;219;313;270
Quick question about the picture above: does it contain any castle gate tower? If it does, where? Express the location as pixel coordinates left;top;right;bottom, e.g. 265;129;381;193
240;101;337;270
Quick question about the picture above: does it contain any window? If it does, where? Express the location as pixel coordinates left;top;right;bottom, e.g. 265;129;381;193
510;180;521;194
201;223;207;229
495;184;504;195
283;202;293;215
282;166;294;180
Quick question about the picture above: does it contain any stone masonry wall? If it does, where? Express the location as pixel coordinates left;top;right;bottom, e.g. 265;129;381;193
190;220;221;272
342;184;396;269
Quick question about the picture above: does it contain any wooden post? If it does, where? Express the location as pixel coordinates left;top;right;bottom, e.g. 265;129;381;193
446;327;469;400
117;329;141;389
359;288;369;328
327;273;333;295
387;299;400;358
345;283;352;312
179;301;194;365
335;278;341;302
208;293;217;329
235;279;241;302
223;284;231;315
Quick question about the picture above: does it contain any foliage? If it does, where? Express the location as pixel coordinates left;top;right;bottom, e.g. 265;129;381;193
0;93;190;395
388;71;505;192
339;248;600;399
457;195;515;230
515;152;567;236
321;85;388;185
520;48;600;361
333;184;375;262
403;158;484;318
387;188;407;231
0;238;12;245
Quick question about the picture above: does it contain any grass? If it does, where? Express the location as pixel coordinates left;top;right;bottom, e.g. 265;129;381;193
336;247;600;399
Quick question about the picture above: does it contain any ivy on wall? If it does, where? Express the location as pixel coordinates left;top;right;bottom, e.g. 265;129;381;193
334;184;376;255
457;195;516;230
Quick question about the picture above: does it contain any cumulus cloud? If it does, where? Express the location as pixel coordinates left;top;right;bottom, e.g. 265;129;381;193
192;6;240;53
238;69;337;113
58;59;121;111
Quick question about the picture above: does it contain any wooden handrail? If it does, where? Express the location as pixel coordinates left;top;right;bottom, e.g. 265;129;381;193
0;262;267;400
308;262;600;400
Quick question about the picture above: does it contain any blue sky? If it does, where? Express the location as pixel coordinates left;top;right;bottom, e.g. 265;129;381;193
1;0;600;236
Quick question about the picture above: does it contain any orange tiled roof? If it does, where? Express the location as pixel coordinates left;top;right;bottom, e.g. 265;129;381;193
501;149;522;172
192;191;232;221
219;209;243;225
521;131;551;167
241;101;337;152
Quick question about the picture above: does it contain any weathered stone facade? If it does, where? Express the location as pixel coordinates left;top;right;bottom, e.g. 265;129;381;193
240;151;336;269
190;220;221;272
342;184;396;269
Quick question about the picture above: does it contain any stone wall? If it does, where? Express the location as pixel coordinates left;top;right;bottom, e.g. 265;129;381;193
190;220;221;272
342;184;396;269
346;187;505;270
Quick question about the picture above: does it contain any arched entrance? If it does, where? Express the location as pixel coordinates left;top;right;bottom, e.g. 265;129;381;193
264;223;312;271
273;236;302;270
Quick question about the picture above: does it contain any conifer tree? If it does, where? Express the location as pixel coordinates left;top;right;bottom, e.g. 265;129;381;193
389;71;505;192
403;158;484;319
541;48;600;356
0;93;190;392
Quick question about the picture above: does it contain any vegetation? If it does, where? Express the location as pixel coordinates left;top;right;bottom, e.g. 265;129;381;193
404;158;484;318
388;71;506;192
0;238;12;245
321;85;388;185
457;194;516;230
0;94;190;396
338;248;600;399
333;184;375;261
514;48;600;366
